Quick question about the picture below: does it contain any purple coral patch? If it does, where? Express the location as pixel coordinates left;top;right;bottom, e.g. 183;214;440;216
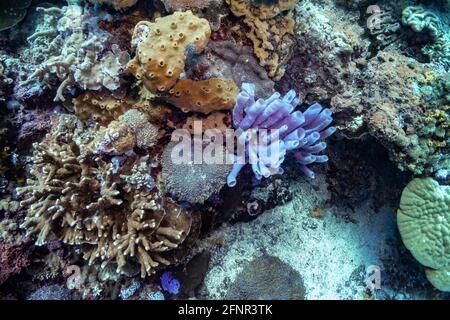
228;83;335;186
160;271;180;295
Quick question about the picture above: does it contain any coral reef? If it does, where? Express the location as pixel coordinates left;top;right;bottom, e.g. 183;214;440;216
402;5;450;67
397;178;449;292
225;0;296;80
160;0;222;12
201;41;275;98
127;10;211;93
73;91;136;125
161;141;231;204
16;115;197;277
167;78;239;114
22;4;130;102
1;0;449;302
0;240;32;286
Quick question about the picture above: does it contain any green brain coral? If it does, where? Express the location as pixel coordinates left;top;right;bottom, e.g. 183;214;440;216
397;178;450;292
0;0;32;32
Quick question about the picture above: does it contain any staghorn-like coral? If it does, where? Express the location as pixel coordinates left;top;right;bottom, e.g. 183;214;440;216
17;114;196;277
225;0;296;81
227;83;335;187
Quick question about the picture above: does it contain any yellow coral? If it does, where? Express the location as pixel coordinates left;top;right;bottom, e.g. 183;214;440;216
422;70;436;84
167;78;239;114
87;0;138;10
73;91;136;125
182;111;232;133
127;11;211;93
226;0;295;80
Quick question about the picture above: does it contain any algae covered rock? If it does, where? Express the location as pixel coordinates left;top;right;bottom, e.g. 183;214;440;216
397;178;450;292
0;1;31;32
224;254;305;300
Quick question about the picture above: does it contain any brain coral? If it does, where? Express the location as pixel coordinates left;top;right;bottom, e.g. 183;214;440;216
127;11;211;93
161;141;231;204
17;115;197;277
397;178;450;292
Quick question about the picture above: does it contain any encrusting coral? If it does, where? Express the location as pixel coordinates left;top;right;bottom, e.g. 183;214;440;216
397;178;450;292
16;114;197;277
225;0;296;80
73;91;137;126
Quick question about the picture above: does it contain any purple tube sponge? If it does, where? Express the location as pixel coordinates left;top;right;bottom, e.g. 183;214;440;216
227;83;335;186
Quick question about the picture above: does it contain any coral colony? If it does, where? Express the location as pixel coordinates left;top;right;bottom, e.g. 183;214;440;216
0;0;449;300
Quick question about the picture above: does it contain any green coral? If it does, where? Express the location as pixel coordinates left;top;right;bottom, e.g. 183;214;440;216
397;178;450;292
0;0;32;32
402;5;450;68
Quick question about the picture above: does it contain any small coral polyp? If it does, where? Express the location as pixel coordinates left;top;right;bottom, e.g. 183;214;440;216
17;115;194;277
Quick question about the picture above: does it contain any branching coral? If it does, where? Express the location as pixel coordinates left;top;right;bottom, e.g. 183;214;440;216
225;0;296;80
397;178;450;292
23;4;130;102
17;114;196;277
227;83;335;187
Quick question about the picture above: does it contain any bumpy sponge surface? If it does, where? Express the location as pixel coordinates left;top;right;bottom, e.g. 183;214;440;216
128;11;211;93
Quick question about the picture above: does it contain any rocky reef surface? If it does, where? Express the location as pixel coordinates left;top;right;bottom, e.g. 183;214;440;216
0;0;449;300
